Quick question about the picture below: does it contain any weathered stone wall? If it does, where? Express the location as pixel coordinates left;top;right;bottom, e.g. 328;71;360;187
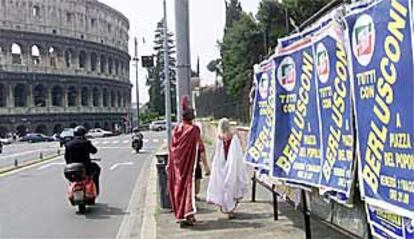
0;0;131;136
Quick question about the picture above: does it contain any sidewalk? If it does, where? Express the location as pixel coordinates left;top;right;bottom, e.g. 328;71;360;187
154;147;353;239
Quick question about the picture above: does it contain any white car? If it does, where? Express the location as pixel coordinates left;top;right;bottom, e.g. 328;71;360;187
149;120;177;131
0;137;13;145
86;128;113;138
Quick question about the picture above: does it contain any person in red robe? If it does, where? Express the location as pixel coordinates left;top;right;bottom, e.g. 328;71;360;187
168;96;207;226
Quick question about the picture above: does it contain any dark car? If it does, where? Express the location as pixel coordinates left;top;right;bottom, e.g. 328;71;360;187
20;133;54;143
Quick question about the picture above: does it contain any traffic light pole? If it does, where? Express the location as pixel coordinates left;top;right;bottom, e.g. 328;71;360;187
163;0;172;147
134;38;140;130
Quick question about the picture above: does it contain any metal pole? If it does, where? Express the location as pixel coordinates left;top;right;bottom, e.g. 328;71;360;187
163;0;172;147
175;0;192;122
302;190;312;239
134;38;140;129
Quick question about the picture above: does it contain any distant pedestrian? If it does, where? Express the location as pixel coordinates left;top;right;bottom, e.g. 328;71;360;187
168;96;208;227
206;118;248;219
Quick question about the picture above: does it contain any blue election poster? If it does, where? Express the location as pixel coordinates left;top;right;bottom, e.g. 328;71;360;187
348;0;414;218
245;59;276;170
272;36;322;187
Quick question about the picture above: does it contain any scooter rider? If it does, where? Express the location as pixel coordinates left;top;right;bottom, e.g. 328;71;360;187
64;126;101;195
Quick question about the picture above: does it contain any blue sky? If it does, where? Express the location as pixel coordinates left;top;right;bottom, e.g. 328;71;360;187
99;0;261;103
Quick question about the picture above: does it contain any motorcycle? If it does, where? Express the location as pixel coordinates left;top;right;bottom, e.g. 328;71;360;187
132;133;143;153
64;159;100;214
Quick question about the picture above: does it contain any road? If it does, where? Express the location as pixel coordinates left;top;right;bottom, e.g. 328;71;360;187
0;131;165;238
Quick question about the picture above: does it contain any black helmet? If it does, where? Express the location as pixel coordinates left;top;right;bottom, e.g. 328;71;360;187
74;126;87;136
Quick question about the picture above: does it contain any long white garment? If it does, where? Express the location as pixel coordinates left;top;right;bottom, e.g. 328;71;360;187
206;135;248;213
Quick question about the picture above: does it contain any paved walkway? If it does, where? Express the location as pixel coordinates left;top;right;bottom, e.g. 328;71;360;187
155;148;353;239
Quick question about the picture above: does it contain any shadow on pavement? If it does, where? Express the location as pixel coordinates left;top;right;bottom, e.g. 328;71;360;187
84;203;128;219
188;218;265;231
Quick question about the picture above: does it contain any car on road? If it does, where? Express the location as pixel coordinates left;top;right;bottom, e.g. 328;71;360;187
86;128;113;138
59;128;75;147
0;137;13;145
149;120;178;131
19;133;54;143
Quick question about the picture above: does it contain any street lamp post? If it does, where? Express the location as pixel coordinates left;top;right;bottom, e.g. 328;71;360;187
133;38;140;130
163;0;172;147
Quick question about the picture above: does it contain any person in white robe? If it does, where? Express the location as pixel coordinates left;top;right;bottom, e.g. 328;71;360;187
206;118;248;219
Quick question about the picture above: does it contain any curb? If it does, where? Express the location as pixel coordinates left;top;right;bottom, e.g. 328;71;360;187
0;154;62;176
140;155;157;239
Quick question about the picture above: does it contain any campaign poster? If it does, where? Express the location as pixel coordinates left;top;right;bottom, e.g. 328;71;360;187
245;59;276;170
348;0;414;218
314;22;356;199
271;36;322;187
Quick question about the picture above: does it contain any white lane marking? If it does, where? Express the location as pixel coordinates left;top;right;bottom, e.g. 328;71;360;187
143;139;149;143
112;140;120;144
37;162;65;170
123;140;129;144
109;162;134;171
94;141;101;145
98;146;130;150
0;149;57;160
153;139;159;143
163;139;167;142
131;150;136;154
102;141;109;145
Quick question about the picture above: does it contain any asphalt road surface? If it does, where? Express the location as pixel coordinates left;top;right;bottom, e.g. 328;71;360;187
0;131;165;238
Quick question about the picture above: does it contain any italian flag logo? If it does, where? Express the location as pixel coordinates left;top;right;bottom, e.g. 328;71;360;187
355;23;373;57
317;51;328;77
281;64;295;86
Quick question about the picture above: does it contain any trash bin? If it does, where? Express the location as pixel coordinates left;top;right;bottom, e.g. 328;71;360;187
156;153;171;209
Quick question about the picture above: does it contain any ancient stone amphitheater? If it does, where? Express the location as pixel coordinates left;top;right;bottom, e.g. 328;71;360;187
0;0;132;137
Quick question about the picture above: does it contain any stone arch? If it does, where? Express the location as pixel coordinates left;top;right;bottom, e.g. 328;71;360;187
102;88;109;107
93;87;100;107
115;59;119;75
48;46;60;67
108;57;113;75
84;122;91;130
100;55;106;73
67;86;77;107
51;85;63;106
81;87;90;106
117;91;122;107
31;45;41;65
111;90;116;107
16;125;27;137
52;124;63;134
0;83;6;107
14;83;27;107
35;124;48;135
0;126;8;138
32;5;40;17
65;48;73;68
104;122;110;131
79;50;87;69
34;84;47;107
90;52;97;71
11;43;22;64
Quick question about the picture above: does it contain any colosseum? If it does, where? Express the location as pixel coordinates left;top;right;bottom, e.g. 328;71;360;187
0;0;132;137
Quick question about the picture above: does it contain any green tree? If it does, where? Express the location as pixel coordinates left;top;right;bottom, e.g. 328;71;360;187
225;0;243;30
221;13;265;96
282;0;332;26
147;20;177;116
256;0;286;52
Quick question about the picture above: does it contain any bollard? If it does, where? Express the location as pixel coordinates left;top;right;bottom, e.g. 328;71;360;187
57;149;61;155
155;152;171;209
39;152;43;159
14;159;18;167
